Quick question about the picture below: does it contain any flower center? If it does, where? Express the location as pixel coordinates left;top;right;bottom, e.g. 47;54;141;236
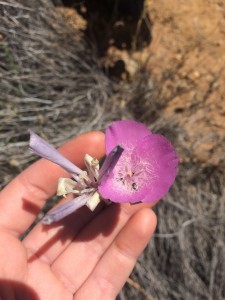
117;170;138;191
114;152;141;192
113;149;158;193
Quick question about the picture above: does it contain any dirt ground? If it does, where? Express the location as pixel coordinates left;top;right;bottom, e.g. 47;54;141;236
144;0;225;167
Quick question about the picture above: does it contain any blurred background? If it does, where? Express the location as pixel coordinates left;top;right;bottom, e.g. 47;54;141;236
0;0;224;299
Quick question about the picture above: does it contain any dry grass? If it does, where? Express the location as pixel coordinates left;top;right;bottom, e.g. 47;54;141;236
0;0;130;188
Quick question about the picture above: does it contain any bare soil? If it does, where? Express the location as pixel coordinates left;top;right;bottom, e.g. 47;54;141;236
145;0;225;167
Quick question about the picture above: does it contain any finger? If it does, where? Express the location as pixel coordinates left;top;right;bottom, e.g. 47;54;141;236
74;208;157;300
49;203;150;292
23;200;105;264
0;131;105;236
23;198;150;267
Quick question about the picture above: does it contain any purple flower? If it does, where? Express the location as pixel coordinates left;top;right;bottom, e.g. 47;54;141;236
29;120;178;225
98;120;178;203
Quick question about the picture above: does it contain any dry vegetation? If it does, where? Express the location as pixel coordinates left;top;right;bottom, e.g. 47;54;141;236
0;0;224;299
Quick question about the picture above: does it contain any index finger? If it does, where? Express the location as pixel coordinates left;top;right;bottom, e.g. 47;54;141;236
0;131;105;237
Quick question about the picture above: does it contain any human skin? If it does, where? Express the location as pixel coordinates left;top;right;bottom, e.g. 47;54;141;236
0;131;157;300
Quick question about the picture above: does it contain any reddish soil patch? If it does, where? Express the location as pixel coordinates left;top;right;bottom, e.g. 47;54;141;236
145;0;225;166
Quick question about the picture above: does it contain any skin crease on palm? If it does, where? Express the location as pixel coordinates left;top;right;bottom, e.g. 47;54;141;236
0;131;157;300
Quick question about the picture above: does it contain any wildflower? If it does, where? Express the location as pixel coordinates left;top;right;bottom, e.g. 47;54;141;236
29;120;178;225
99;120;178;203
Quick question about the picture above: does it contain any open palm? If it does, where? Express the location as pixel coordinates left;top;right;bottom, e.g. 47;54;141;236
0;132;156;300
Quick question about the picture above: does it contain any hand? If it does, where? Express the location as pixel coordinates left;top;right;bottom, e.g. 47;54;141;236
0;131;156;300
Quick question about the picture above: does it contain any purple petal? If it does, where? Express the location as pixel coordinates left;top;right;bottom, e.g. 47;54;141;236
105;120;151;154
29;130;82;176
98;145;124;182
99;134;178;203
42;194;90;224
132;134;178;202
